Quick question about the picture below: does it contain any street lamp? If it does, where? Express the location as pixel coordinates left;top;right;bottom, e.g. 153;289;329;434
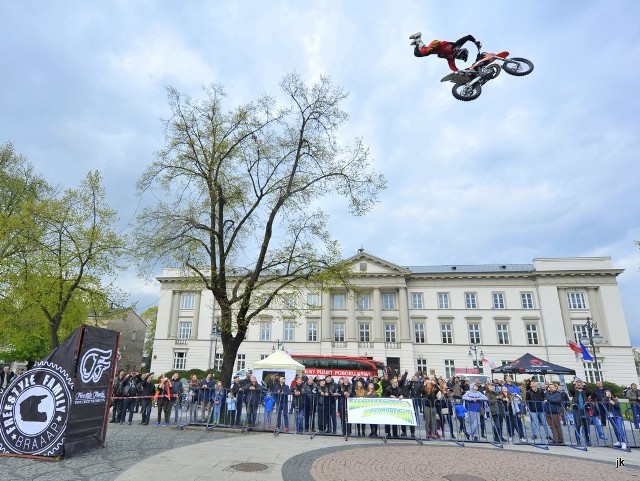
468;344;484;374
580;317;604;381
209;324;221;371
272;339;284;352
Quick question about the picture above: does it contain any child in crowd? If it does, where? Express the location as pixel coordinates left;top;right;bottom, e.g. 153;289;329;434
226;391;237;425
263;391;275;429
454;400;469;440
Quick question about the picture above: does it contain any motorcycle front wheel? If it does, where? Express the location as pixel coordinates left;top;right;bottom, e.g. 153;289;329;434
452;83;482;101
502;57;534;76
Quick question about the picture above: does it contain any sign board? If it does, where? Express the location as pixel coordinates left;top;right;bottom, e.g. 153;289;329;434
346;397;417;426
0;325;119;459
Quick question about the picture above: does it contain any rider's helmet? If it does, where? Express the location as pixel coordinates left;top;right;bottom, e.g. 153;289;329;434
455;48;469;63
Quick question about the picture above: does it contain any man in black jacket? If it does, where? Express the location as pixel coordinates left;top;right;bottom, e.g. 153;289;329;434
119;371;140;425
230;375;245;426
337;377;352;435
301;376;316;432
139;373;156;425
244;375;264;427
526;380;549;441
0;365;16;391
572;379;592;445
110;370;126;423
384;377;407;438
324;375;340;434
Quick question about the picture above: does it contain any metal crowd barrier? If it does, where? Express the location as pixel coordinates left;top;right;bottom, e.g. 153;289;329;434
109;390;638;452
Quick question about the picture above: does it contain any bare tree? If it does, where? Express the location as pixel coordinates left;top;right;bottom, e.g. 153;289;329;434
135;73;386;386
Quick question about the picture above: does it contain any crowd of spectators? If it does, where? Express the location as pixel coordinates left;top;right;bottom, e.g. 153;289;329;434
108;368;638;450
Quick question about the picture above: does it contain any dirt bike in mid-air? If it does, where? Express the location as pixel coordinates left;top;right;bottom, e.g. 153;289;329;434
441;47;534;101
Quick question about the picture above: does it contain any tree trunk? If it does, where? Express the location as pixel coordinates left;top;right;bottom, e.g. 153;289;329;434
219;334;245;388
49;320;60;350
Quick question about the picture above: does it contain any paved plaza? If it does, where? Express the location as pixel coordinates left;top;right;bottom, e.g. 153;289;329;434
0;424;638;481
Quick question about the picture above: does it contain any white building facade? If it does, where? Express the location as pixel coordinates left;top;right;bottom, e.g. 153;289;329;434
150;253;638;386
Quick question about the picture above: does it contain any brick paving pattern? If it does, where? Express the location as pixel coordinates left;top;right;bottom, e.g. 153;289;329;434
283;443;640;481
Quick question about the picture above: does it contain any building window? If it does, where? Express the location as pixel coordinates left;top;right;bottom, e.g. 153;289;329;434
583;361;602;383
132;330;137;341
497;323;510;344
492;292;505;309
521;292;534;309
214;353;223;371
382;293;396;310
356;293;371;310
307;321;318;342
414;323;426;344
236;354;246;371
501;360;513;366
178;321;192;340
332;293;346;309
444;359;455;379
441;323;453;344
260;322;271;342
468;323;480;344
173;351;187;370
260;354;268;360
567;292;587;310
284;321;295;342
333;323;345;342
384;323;397;343
417;357;427;373
465;292;477;309
358;323;371;342
282;294;296;309
307;293;321;307
411;292;424;309
180;293;195;310
437;292;450;309
573;324;589;343
526;324;539;345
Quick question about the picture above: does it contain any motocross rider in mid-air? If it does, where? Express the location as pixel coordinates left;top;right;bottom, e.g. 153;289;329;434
410;32;482;71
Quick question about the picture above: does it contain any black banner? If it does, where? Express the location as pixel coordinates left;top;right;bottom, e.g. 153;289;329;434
65;326;119;456
0;325;119;458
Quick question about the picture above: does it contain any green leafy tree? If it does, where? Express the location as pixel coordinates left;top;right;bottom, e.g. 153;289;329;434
1;166;126;362
0;142;49;292
135;73;386;386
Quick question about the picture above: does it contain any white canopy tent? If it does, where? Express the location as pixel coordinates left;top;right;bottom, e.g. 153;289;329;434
252;350;305;387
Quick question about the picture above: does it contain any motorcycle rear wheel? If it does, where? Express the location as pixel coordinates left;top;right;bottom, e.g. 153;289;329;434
452;82;482;101
502;57;534;76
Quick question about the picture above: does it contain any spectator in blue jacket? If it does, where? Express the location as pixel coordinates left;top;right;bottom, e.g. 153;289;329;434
462;383;488;441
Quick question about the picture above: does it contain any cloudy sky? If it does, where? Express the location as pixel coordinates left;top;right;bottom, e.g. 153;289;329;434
2;1;639;345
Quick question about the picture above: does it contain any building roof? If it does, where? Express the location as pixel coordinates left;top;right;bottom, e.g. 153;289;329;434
404;264;535;274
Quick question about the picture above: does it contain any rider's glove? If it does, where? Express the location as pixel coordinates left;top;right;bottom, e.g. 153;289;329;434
476;41;482;49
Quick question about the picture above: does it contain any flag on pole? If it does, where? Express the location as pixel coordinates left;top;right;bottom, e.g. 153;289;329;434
579;341;594;362
481;356;497;369
565;337;582;354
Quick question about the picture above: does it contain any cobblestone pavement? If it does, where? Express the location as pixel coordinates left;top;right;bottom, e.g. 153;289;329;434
0;423;237;481
1;423;638;481
303;445;640;481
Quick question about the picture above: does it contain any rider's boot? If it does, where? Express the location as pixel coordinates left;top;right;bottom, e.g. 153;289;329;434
411;38;425;48
409;32;422;40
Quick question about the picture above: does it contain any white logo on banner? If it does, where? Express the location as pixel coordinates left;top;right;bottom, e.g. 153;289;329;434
0;364;72;456
79;348;113;384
